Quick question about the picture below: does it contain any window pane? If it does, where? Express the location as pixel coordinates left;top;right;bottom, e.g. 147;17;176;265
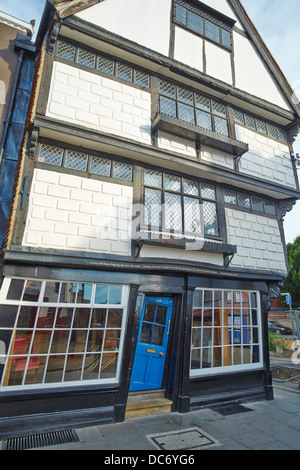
97;56;114;75
144;302;156;323
22;281;41;302
82;353;101;380
201;183;215;200
55;307;74;328
90;156;111;176
76;48;96;69
90;309;107;328
38;144;63;166
64;354;84;382
45;355;65;383
183;179;199;196
0;305;19;328
175;4;186;24
156;305;168;325
65;150;88;172
95;285;109;304
164;174;181;192
101;353;118;379
195;94;210;112
144;169;162;188
196;109;212;131
188;11;203;35
140;322;153;344
224;189;237;205
203;201;219;236
116;63;133;82
160;96;177;117
205;20;220;43
214;116;228;136
221;29;231;47
36;307;56;328
152;325;165;346
107;309;122;328
144;188;162;227
7;279;24;301
237;193;251;209
159;81;176;98
165;193;182;231
112;162;132;181
109;286;122;305
56;41;76;61
184;197;201;233
178;87;194;105
60;283;77;303
178;102;195;124
76;284;93;304
16;306;38;329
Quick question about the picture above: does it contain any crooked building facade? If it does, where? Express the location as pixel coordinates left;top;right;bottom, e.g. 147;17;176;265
0;0;300;433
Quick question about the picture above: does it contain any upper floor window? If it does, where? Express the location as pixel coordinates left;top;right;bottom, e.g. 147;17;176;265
143;169;219;238
159;80;229;137
174;0;233;49
233;109;288;143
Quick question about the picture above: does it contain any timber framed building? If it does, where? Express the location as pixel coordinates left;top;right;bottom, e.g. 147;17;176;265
0;0;300;434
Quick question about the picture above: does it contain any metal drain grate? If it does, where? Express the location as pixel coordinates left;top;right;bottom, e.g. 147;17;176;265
1;429;79;450
146;427;222;451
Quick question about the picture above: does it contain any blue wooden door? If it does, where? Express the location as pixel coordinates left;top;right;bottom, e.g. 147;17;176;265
129;297;173;391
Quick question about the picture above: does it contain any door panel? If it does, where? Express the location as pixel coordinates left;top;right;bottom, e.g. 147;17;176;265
129;297;173;391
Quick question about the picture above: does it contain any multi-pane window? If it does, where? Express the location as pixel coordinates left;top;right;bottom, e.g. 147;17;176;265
0;278;129;389
159;80;229;137
56;40;150;89
224;189;276;216
143;169;219;237
37;144;133;182
190;289;262;376
174;0;232;49
233;110;288;143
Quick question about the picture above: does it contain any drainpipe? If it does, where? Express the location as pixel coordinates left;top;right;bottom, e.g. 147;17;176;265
0;48;25;166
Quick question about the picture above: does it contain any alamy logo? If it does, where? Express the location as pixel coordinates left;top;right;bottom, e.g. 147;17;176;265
0;81;6;105
292;340;300;365
0;340;6;365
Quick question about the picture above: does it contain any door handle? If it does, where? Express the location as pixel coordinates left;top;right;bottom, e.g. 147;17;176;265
159;352;164;356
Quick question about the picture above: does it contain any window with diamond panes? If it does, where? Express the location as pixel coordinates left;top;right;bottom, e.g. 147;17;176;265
224;188;276;216
143;169;219;237
159;80;229;137
37;144;133;183
0;278;129;389
55;40;150;89
174;0;232;49
233;109;288;143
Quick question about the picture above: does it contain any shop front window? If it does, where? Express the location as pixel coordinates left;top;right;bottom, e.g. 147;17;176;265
0;279;129;389
190;289;262;376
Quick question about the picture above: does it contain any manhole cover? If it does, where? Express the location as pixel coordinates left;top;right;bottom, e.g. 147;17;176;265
146;427;222;450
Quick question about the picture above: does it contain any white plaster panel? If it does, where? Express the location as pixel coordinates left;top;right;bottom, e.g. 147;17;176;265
157;131;197;157
226;208;287;274
75;0;172;56
233;32;290;110
174;26;204;72
235;125;296;188
205;41;232;85
200;145;234;169
140;245;224;266
22;169;133;256
46;61;152;145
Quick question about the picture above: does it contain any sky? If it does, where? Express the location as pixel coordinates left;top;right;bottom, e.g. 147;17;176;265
0;0;299;244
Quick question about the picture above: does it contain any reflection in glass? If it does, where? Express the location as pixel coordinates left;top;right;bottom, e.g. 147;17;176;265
45;355;65;383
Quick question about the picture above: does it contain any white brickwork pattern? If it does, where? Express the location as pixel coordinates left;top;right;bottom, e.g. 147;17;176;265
226;208;287;274
22;169;133;255
46;61;152;145
235;125;296;188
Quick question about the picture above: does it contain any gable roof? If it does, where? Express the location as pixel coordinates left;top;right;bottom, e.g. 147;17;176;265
46;0;300;120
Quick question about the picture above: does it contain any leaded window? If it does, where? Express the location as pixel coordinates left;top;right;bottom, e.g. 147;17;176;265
143;169;219;237
190;289;262;376
0;278;129;389
233;109;288;143
174;0;233;49
159;80;229;137
224;189;276;216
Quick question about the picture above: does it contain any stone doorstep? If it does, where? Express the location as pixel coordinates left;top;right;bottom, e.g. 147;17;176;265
125;390;172;419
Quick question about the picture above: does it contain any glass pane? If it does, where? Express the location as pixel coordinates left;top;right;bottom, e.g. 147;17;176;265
7;279;24;300
256;119;266;134
144;188;162;227
90;308;107;328
101;353;117;379
116;63;133;82
156;305;168;325
31;330;52;354
165;193;182;231
109;285;122;304
221;29;231;47
201;183;215;200
164;174;181;192
65;150;88;172
193;290;202;308
183;179;199;196
103;330;120;351
22;280;41;302
97;56;114;75
64;354;84;382
178;103;195;124
45;355;65;383
69;330;88;353
95;285;109;304
192;328;201;347
144;302;156;323
224;189;237;205
12;331;32;355
214;116;228;136
59;283;77;303
245;114;256;129
90;156;111;176
7;357;27;386
76;284;93;304
195;94;210;111
134;70;150;88
192;309;202;327
43;282;60;303
73;308;91;329
203;310;213;326
112;162;132;181
175;4;186;25
0;305;19;328
107;309;122;328
87;330;104;352
196;109;212;131
24;355;46;385
76;48;96;68
56;41;76;61
16;306;38;329
82;353;101;380
159;80;176;98
152;325;165;346
184;197;201;233
36;307;56;328
38;144;63;166
188;11;203;35
160;96;176;117
237;193;251;209
50;330;70;354
203;201;219;236
204;291;213;307
144;169;162;188
202;348;213;368
140;322;153;344
212;101;226;117
191;349;200;370
178;87;194;105
55;307;74;328
205;20;220;43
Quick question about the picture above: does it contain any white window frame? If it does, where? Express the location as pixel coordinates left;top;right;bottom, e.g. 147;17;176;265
190;288;263;377
0;278;130;391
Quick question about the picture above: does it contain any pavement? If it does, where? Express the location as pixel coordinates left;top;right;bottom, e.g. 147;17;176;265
2;354;300;452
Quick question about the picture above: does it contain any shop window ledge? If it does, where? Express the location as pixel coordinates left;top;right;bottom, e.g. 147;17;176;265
135;232;237;257
153;114;249;157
